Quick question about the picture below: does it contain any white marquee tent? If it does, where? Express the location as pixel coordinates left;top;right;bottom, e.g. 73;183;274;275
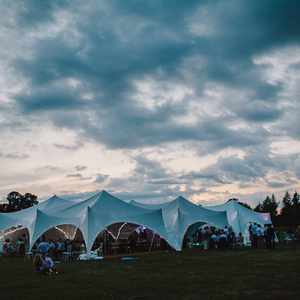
207;200;272;239
0;191;271;251
131;198;272;238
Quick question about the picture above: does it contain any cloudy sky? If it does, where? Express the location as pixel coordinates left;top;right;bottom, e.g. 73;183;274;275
0;0;300;205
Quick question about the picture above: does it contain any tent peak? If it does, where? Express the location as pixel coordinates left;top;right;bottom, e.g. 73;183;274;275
100;190;111;196
84;190;113;203
95;190;114;198
226;198;239;203
99;190;118;199
174;196;188;201
173;196;192;205
90;190;124;206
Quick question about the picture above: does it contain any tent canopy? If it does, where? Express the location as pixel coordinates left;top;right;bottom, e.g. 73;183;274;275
0;192;271;251
207;200;271;236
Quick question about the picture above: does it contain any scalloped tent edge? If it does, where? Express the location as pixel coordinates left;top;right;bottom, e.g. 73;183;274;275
0;192;271;251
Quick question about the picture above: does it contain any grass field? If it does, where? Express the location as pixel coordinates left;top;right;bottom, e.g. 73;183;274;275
1;247;300;300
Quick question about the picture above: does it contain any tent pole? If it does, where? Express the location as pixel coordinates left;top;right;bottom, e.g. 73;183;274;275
149;232;155;252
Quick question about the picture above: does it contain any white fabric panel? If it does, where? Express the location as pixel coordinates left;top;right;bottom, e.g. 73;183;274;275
160;197;228;250
207;200;272;236
29;209;83;249
38;195;77;214
56;193;99;217
84;192;167;250
0;213;20;231
0;207;38;241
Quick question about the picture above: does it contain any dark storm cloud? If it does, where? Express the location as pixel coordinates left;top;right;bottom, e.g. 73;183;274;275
235;101;283;123
16;0;70;27
49;107;269;151
11;0;300;152
16;83;86;112
2;0;300;199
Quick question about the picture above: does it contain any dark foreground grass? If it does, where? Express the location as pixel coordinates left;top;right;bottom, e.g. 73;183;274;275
1;248;300;300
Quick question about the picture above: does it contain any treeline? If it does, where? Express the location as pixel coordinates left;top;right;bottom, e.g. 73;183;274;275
253;191;300;227
0;191;38;212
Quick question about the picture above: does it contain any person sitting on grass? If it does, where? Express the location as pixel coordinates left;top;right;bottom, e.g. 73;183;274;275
42;253;58;275
33;253;58;275
33;253;44;273
2;239;10;256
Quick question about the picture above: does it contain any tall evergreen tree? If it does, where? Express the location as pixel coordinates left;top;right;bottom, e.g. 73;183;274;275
269;194;278;219
254;194;278;221
282;191;292;209
291;192;300;224
280;191;298;226
254;202;263;212
292;192;300;207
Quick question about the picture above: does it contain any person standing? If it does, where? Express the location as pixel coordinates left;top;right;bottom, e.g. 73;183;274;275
264;225;271;249
252;223;258;249
2;239;11;256
249;224;253;247
236;233;244;248
269;225;276;249
17;238;26;256
256;225;264;248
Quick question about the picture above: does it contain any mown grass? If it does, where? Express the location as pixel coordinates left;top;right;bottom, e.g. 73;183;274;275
1;247;300;300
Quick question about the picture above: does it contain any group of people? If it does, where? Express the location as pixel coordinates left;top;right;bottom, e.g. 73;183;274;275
31;238;86;275
0;222;278;267
34;238;85;260
249;223;276;249
32;238;66;275
187;223;277;250
1;236;58;275
2;237;26;256
187;225;244;250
